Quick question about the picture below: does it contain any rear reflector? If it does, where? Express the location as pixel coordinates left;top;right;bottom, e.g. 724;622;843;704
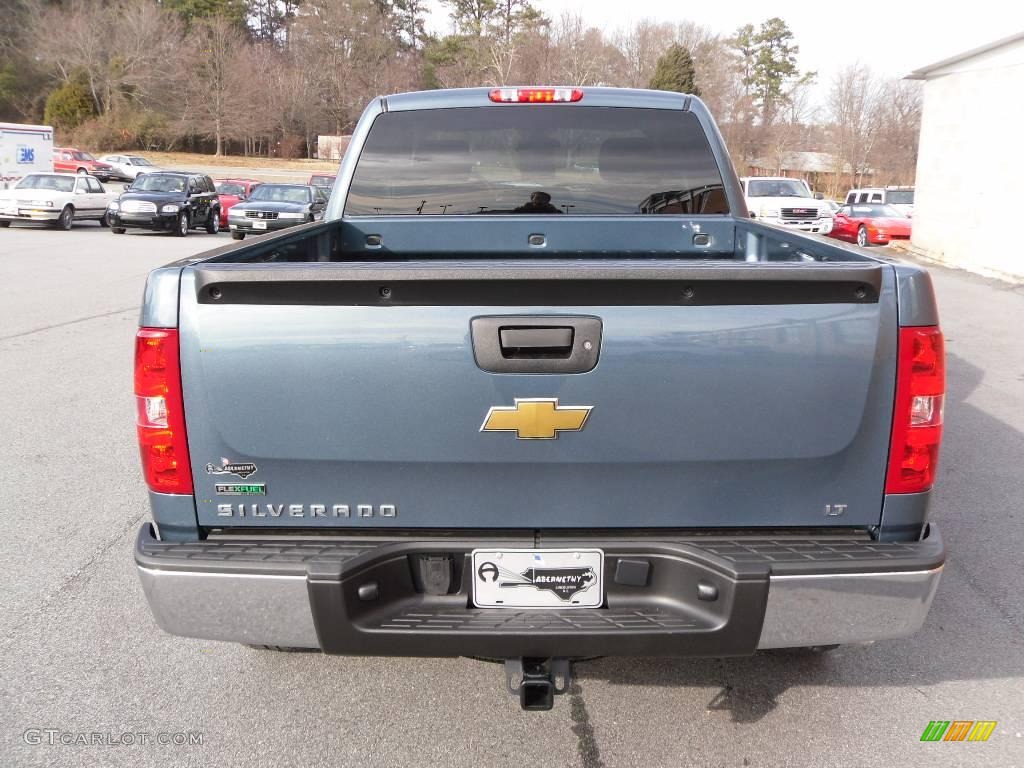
488;88;583;103
135;328;193;494
886;326;944;494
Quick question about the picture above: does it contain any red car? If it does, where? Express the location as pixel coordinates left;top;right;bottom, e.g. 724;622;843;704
829;204;912;247
308;174;336;195
53;147;119;182
214;178;261;227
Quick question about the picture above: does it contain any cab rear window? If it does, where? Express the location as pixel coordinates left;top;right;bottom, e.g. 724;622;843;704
345;107;728;216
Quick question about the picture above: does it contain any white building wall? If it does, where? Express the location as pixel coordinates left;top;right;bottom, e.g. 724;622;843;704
912;39;1024;279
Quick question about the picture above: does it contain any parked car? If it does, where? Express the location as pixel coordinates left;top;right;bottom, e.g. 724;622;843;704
844;187;915;217
98;154;166;181
227;183;327;239
53;147;118;182
0;172;113;229
107;171;220;236
214;178;261;228
738;176;833;234
829;204;912;247
308;174;336;195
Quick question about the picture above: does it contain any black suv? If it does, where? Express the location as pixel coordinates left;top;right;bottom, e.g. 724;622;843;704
109;172;221;236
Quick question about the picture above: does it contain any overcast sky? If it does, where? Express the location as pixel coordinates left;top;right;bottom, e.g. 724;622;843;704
423;0;1024;86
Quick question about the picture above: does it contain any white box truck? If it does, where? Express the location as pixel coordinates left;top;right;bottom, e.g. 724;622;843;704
1;122;54;189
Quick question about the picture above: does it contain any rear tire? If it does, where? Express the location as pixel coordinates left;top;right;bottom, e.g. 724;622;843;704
231;231;245;240
856;225;868;247
173;211;189;237
111;227;126;234
77;168;88;175
205;209;220;234
0;220;10;227
56;206;74;231
98;212;110;228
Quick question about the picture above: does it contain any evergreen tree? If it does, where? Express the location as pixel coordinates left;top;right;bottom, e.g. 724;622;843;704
648;43;700;96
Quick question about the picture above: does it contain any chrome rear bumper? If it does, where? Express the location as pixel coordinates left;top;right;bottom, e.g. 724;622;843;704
136;525;944;653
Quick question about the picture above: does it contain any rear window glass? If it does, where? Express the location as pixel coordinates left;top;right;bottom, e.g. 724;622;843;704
886;190;914;204
345;107;728;216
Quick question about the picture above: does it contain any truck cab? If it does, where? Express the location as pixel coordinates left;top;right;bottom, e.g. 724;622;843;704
846;187;915;217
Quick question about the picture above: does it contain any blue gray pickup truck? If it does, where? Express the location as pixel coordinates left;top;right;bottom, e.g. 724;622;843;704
134;87;945;711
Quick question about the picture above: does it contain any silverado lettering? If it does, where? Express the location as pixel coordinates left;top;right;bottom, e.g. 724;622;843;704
134;86;946;712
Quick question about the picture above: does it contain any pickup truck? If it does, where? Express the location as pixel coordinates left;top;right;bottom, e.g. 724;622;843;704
134;87;946;711
740;175;834;234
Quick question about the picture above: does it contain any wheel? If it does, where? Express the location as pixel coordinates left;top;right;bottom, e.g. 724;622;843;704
856;225;868;247
56;205;74;230
98;212;110;227
231;231;245;240
0;221;10;227
111;227;126;234
77;168;88;175
205;208;220;234
173;211;189;237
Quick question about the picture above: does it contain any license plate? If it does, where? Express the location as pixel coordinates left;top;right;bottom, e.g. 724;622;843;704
471;549;603;609
253;220;267;230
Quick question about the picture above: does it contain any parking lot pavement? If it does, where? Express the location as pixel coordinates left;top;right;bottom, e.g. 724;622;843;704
1;225;1022;767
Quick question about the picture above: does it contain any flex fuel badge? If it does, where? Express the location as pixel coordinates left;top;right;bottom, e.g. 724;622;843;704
215;483;266;496
205;458;258;479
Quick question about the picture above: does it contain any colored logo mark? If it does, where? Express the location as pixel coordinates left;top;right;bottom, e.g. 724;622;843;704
920;721;997;742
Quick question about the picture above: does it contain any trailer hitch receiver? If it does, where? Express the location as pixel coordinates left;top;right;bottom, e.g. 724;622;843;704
505;658;573;711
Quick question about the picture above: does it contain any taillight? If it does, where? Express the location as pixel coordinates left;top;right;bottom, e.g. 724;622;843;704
886;326;944;494
488;87;583;103
135;328;193;494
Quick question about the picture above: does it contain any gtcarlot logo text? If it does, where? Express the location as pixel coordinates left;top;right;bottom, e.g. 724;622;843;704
23;729;204;747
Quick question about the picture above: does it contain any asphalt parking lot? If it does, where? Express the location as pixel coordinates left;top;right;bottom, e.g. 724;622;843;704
1;222;1022;768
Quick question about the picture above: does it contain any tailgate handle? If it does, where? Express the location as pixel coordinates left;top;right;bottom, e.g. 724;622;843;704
471;316;602;374
499;327;573;357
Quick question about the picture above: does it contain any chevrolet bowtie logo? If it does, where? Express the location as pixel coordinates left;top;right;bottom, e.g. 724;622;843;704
480;398;593;439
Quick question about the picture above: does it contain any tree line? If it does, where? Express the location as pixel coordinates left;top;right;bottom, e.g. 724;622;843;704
0;0;919;193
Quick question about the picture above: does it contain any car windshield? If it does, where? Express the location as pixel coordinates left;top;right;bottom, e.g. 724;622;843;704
886;190;914;204
15;175;75;192
72;151;95;161
250;185;310;203
216;183;246;195
130;175;186;193
849;205;905;218
346;107;728;215
310;175;335;186
747;179;810;198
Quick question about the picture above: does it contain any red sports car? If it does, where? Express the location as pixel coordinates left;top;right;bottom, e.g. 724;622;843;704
214;179;261;227
828;204;911;247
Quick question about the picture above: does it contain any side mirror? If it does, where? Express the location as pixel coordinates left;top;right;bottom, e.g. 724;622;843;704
813;192;824;200
748;210;756;218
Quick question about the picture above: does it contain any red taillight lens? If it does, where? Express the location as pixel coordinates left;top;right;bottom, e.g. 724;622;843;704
886;327;944;494
488;87;583;103
135;328;193;494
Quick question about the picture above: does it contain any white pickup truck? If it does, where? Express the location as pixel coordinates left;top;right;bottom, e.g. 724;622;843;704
740;176;833;234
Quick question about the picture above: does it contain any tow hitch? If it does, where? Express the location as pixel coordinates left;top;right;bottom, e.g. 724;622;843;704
504;658;573;711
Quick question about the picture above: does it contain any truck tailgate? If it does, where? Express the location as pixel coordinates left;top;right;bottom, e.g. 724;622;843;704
178;260;895;529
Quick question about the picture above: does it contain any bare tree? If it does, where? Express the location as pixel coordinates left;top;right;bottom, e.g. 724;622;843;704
828;63;884;188
183;18;250;155
31;0;183;116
